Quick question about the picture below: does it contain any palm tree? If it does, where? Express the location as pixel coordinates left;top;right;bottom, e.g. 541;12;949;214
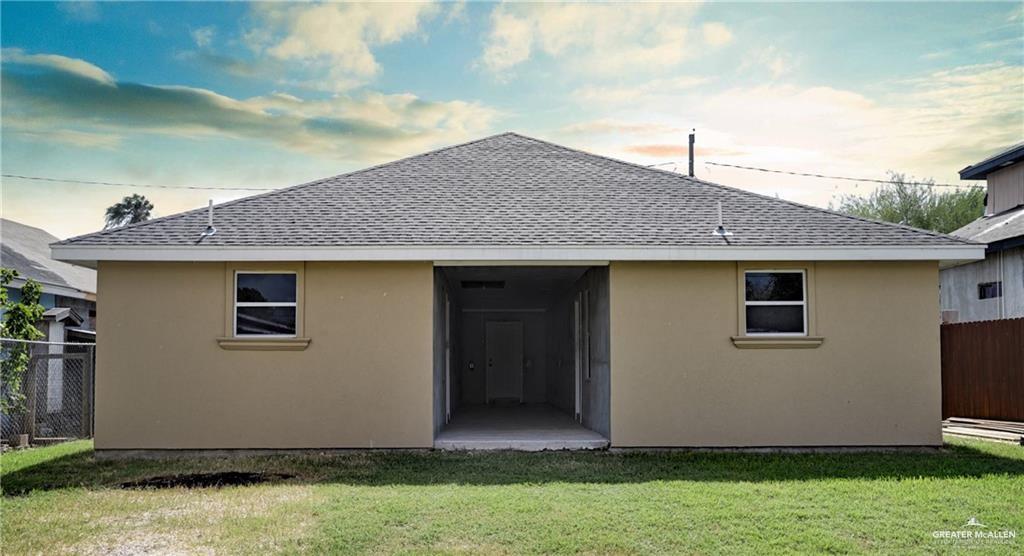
104;194;154;229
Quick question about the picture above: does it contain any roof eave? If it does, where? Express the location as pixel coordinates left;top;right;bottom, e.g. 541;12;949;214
6;275;97;300
959;146;1024;180
52;244;986;267
986;234;1024;254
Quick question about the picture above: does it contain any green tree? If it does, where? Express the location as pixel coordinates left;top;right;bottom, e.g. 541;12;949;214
1;268;45;413
831;172;985;234
104;193;154;229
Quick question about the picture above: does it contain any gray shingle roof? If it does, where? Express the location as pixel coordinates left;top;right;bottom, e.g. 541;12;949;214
57;132;973;248
951;206;1024;245
2;218;96;295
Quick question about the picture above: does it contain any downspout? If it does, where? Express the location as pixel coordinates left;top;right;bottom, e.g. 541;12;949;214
999;250;1005;319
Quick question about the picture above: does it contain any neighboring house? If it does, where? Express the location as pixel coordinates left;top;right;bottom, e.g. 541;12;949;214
1;218;97;341
52;133;983;453
940;143;1024;323
2;219;97;442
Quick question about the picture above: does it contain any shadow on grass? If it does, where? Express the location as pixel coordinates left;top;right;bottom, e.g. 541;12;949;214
3;440;1023;496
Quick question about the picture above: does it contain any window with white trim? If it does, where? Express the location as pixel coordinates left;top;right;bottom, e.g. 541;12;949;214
744;270;807;336
234;272;297;337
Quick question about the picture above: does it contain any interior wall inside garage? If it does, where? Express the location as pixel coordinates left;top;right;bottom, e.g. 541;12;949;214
435;265;609;437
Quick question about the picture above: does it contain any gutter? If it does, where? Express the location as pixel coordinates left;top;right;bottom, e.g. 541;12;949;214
51;244;987;268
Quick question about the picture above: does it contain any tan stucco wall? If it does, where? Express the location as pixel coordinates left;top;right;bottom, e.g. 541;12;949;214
609;261;942;447
95;261;434;449
97;259;941;449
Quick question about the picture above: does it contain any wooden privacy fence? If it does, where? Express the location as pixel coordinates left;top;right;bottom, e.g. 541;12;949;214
941;318;1024;421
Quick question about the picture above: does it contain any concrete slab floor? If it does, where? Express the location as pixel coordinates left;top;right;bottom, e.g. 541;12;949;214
434;404;609;451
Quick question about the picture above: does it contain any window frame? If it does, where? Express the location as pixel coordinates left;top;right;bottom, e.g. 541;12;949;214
743;269;808;337
233;270;299;339
978;281;1003;300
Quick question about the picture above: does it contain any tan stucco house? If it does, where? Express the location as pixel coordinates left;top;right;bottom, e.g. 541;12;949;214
52;133;984;453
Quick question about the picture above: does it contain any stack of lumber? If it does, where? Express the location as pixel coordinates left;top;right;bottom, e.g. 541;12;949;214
942;417;1024;444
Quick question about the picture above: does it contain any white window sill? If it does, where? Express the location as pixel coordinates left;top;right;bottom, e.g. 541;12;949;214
730;336;824;349
216;337;311;351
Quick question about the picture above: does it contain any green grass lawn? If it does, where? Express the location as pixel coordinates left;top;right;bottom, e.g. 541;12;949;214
2;439;1023;554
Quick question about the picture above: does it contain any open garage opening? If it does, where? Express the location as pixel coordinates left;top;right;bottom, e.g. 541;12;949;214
433;266;610;450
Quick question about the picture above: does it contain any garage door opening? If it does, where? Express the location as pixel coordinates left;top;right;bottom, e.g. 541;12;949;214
432;266;610;450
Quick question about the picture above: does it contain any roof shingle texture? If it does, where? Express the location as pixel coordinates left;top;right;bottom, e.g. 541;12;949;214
59;133;972;248
3;218;96;293
951;206;1024;244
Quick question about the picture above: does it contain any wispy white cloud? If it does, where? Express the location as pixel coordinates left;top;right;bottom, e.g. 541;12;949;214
57;1;100;22
245;2;440;90
1;51;500;162
479;3;712;78
714;63;1023;171
175;49;275;80
480;9;534;76
976;37;1021;51
0;48;114;84
556;62;1022;205
890;62;1024;165
921;50;952;61
573;76;711;105
3;118;123;149
190;25;216;48
445;1;468;25
625;143;748;158
740;45;798;79
560;119;684;137
702;22;733;47
1008;4;1023;23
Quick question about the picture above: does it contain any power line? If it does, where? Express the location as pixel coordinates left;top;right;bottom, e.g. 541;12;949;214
700;162;979;189
5;162;983;193
1;173;277;191
648;160;977;188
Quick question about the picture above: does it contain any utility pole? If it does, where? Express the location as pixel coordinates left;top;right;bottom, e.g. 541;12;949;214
688;129;695;177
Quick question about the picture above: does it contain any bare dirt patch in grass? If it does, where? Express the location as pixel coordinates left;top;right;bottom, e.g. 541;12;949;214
76;486;317;555
79;530;212;556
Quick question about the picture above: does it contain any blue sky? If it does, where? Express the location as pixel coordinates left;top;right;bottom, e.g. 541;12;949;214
2;1;1022;238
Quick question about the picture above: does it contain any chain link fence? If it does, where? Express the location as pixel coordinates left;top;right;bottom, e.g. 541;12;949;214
1;338;95;445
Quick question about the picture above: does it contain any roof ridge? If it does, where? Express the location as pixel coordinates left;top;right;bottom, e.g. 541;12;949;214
56;132;520;246
507;132;977;246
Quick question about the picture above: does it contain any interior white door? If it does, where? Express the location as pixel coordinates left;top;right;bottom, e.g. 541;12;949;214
485;321;524;403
